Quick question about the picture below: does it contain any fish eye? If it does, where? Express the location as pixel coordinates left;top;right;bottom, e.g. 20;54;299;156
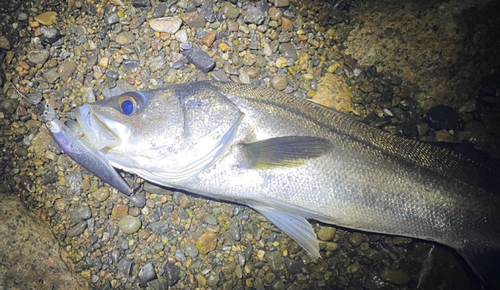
118;95;139;115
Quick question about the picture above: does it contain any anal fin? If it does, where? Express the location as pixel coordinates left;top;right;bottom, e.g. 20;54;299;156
252;205;320;258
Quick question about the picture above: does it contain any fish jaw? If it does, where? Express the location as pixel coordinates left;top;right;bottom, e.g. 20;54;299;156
75;104;125;150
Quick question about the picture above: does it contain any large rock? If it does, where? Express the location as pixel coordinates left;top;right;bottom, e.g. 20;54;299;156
0;195;88;290
344;0;500;110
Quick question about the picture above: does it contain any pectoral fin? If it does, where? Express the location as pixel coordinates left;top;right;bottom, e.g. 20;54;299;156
241;136;332;169
252;205;320;258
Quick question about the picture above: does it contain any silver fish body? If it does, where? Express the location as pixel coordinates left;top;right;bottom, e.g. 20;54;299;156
73;81;500;286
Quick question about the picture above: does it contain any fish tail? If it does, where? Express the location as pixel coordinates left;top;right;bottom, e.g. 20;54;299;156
458;246;500;289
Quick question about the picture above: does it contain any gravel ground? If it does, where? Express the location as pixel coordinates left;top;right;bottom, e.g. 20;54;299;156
0;0;499;289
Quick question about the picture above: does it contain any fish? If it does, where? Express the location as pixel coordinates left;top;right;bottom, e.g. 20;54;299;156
43;102;132;195
63;81;499;287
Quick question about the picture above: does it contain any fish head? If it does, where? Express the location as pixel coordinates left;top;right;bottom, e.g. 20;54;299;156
75;83;244;181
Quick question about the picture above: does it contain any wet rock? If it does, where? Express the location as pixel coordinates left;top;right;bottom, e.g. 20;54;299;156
0;195;88;289
133;0;150;7
130;191;146;208
317;226;336;241
58;60;77;81
182;46;215;73
44;68;59;83
92;187;110;201
0;35;11;50
115;31;135;45
273;0;289;8
118;215;141;234
364;248;383;261
204;214;217;225
105;13;119;25
149;17;183;33
210;70;231;82
67;221;87;237
147;277;169;290
200;1;215;22
27;49;50;65
69;206;92;223
186;242;199;257
164;263;181;286
284;257;304;274
117;258;134;276
153;3;168;18
35;11;57;25
244;6;265;25
379;269;410;285
221;2;239;19
183;12;205;28
197;231;217;254
426;105;459;130
270;74;288;91
266;251;284;272
348;232;366;246
147;221;170;234
41;27;60;44
112;203;129;220
0;98;19;114
279;42;298;60
139;263;157;287
312;73;352;112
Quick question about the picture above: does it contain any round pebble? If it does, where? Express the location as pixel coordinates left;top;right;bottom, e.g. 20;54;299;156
118;215;141;234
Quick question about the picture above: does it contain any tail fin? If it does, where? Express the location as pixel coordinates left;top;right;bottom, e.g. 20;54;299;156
458;246;500;289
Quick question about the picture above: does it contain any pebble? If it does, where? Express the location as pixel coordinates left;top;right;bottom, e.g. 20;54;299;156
200;32;215;47
129;191;146;208
57;60;77;81
426;105;459;130
117;258;134;276
284;256;303;274
281;17;292;32
266;251;283;272
132;0;150;7
348;232;366;246
34;11;57;26
274;0;289;7
149;17;183;33
206;272;220;287
197;231;217;255
200;1;215;22
182;46;215;73
91;187;108;202
270;74;288;91
138;263;156;287
105;13;119;25
18;12;28;21
112;203;129;220
69;206;92;223
0;99;19;114
0;36;11;50
244;6;265;25
27;49;50;65
185;242;199;257
364;248;383;260
67;221;87;237
153;3;167;18
279;42;298;60
379;268;410;285
118;215;141;234
221;2;239;19
183;12;205;28
115;31;135;45
164;263;180;286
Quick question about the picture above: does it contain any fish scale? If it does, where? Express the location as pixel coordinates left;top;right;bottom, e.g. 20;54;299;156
61;81;500;288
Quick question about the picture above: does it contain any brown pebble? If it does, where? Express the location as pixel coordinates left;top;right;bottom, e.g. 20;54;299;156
129;207;141;217
200;33;215;47
197;231;217;255
92;187;110;202
34;11;57;26
281;17;292;32
54;198;67;212
112;203;129;220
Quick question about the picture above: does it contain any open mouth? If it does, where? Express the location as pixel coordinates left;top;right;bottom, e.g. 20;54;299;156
74;105;121;150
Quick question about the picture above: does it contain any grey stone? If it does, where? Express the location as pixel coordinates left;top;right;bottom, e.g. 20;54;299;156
153;3;168;18
284;257;304;274
244;6;265;25
69;206;92;223
182;46;215;73
105;13;119;25
27;49;50;65
67;221;87;237
265;251;283;273
164;263;180;286
0;35;11;50
185;242;199;257
57;60;77;81
138;263;157;287
115;31;135;45
0;99;19;114
200;1;215;22
44;68;59;83
221;2;239;19
117;258;134;276
149;17;183;33
279;42;298;60
270;74;288;91
133;0;150;7
118;215;141;234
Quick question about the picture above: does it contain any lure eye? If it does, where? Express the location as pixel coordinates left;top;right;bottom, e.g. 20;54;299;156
118;95;138;115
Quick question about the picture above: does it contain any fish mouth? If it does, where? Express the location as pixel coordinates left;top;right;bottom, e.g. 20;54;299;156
74;105;122;150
